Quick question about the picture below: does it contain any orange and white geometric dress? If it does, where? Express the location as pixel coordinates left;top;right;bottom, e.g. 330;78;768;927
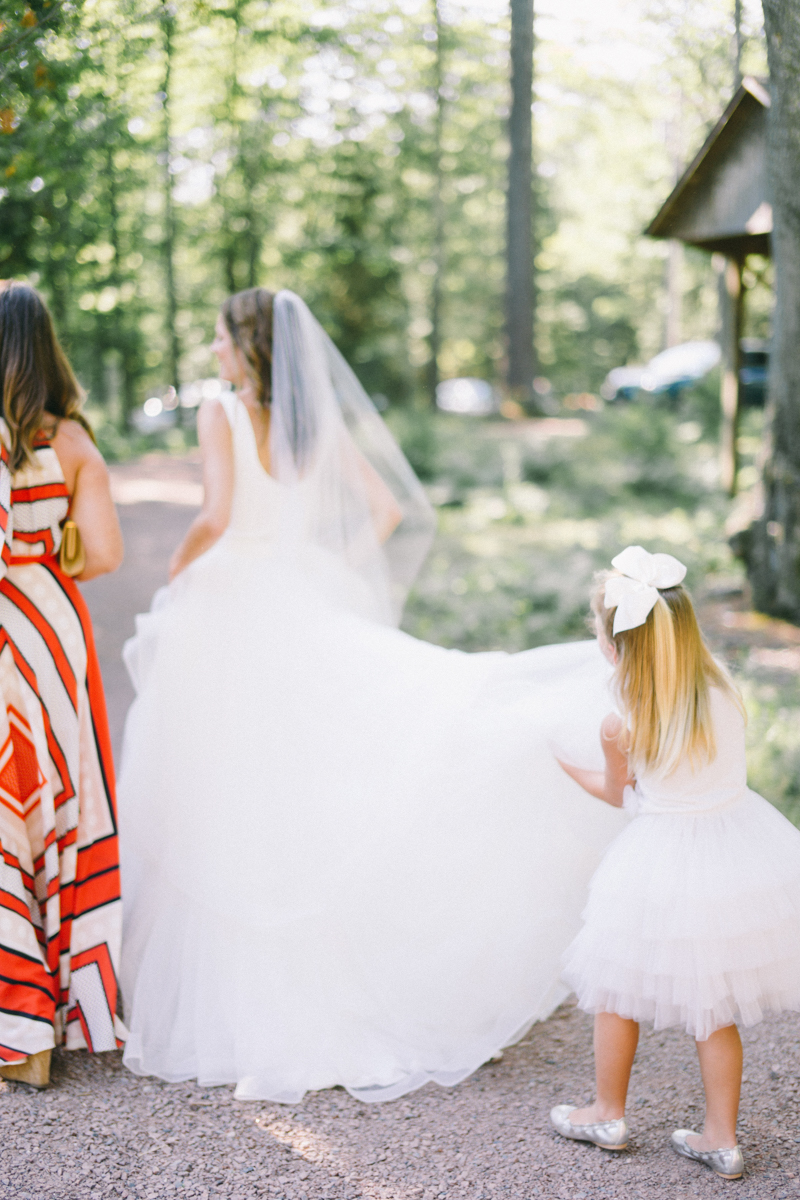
0;427;124;1065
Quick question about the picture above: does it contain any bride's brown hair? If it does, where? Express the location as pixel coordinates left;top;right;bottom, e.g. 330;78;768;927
221;288;275;406
0;280;95;471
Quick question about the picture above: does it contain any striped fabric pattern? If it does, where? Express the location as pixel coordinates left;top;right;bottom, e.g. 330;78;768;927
0;429;123;1061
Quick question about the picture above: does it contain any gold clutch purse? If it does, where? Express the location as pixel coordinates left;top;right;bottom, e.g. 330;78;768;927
59;519;86;577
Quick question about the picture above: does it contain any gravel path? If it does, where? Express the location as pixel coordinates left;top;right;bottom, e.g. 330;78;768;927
80;452;203;757
5;452;799;1198
3;1000;798;1198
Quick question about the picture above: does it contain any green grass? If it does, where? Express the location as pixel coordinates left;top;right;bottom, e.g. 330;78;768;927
398;400;737;651
394;397;799;826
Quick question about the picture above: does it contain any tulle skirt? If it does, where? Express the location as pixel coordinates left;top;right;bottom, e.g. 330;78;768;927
562;790;800;1040
118;536;627;1101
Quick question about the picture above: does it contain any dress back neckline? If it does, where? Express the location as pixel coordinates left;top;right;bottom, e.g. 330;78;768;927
234;396;277;485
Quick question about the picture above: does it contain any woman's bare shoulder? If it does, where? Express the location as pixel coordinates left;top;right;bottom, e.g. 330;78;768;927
51;418;105;466
48;419;106;497
197;394;231;421
197;396;234;446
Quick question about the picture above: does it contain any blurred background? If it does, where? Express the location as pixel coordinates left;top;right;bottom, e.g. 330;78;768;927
5;0;799;826
0;0;771;448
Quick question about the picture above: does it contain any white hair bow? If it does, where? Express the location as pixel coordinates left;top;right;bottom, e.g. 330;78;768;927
604;545;687;635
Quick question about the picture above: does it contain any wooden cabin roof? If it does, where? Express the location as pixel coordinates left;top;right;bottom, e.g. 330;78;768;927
646;77;771;259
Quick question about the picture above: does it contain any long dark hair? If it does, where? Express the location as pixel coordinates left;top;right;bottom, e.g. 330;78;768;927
0;281;94;471
221;287;275;406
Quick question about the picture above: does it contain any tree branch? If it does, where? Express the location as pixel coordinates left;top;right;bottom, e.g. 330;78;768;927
0;3;71;91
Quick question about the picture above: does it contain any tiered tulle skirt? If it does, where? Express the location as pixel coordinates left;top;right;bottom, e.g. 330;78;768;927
562;790;800;1040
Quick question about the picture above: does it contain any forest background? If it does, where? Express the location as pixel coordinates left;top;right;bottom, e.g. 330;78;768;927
5;0;800;821
0;0;770;446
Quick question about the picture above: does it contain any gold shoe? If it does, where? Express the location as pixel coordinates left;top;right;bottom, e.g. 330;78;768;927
0;1049;52;1089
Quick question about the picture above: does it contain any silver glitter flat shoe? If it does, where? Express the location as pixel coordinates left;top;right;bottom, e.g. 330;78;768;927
670;1130;744;1180
550;1104;628;1151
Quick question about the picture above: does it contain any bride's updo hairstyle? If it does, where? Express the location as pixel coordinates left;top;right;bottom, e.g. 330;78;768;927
221;287;275;406
0;280;94;471
591;572;742;777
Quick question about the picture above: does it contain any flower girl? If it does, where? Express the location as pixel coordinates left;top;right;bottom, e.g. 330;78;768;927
550;546;800;1180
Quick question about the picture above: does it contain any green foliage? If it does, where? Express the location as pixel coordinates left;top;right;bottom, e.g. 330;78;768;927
0;0;767;428
537;276;639;396
403;405;730;652
384;407;441;482
0;0;82;115
87;403;198;462
742;679;800;828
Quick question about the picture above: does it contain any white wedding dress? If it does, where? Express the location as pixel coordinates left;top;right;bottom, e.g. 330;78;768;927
118;388;627;1102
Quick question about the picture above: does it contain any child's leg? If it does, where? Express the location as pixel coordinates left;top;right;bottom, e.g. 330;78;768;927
689;1024;742;1151
569;1012;639;1124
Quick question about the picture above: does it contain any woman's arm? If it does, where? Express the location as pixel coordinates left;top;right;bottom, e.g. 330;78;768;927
168;399;234;581
51;420;124;581
355;451;403;545
556;713;634;808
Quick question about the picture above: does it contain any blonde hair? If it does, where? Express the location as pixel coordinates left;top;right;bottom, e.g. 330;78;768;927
592;570;744;777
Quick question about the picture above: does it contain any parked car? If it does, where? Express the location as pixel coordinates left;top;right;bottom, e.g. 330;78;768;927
436;377;498;416
601;341;722;403
739;339;768;407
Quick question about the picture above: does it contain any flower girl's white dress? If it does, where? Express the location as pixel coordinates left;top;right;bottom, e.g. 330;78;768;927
118;389;628;1102
563;687;800;1040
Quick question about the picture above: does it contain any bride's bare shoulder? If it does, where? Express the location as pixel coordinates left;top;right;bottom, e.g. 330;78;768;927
197;396;233;434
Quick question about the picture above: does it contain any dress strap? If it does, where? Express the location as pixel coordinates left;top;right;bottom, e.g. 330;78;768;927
215;390;239;429
33;416;60;449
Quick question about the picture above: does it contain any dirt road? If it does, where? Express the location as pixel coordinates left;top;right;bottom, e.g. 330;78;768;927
3;453;798;1200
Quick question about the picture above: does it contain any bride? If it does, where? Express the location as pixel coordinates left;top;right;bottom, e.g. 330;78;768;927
118;288;626;1102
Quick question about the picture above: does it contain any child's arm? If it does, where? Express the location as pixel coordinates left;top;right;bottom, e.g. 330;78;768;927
556;713;634;808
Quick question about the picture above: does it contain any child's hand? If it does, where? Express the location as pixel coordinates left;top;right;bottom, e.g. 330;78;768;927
556;757;608;801
555;713;633;808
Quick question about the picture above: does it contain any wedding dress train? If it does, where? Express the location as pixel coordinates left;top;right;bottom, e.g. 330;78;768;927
118;386;626;1102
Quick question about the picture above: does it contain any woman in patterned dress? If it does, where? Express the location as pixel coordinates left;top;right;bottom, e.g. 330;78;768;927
0;281;124;1089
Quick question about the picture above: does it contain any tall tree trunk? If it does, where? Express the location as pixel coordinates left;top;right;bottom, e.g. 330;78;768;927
746;0;800;618
240;125;261;289
223;1;241;294
734;0;743;88
664;97;684;350
105;138;128;429
245;178;260;289
426;0;445;406
665;240;683;348
506;0;535;405
218;0;262;294
161;0;181;395
719;256;743;496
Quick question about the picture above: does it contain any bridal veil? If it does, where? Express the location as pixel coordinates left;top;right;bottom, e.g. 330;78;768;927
270;290;436;624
